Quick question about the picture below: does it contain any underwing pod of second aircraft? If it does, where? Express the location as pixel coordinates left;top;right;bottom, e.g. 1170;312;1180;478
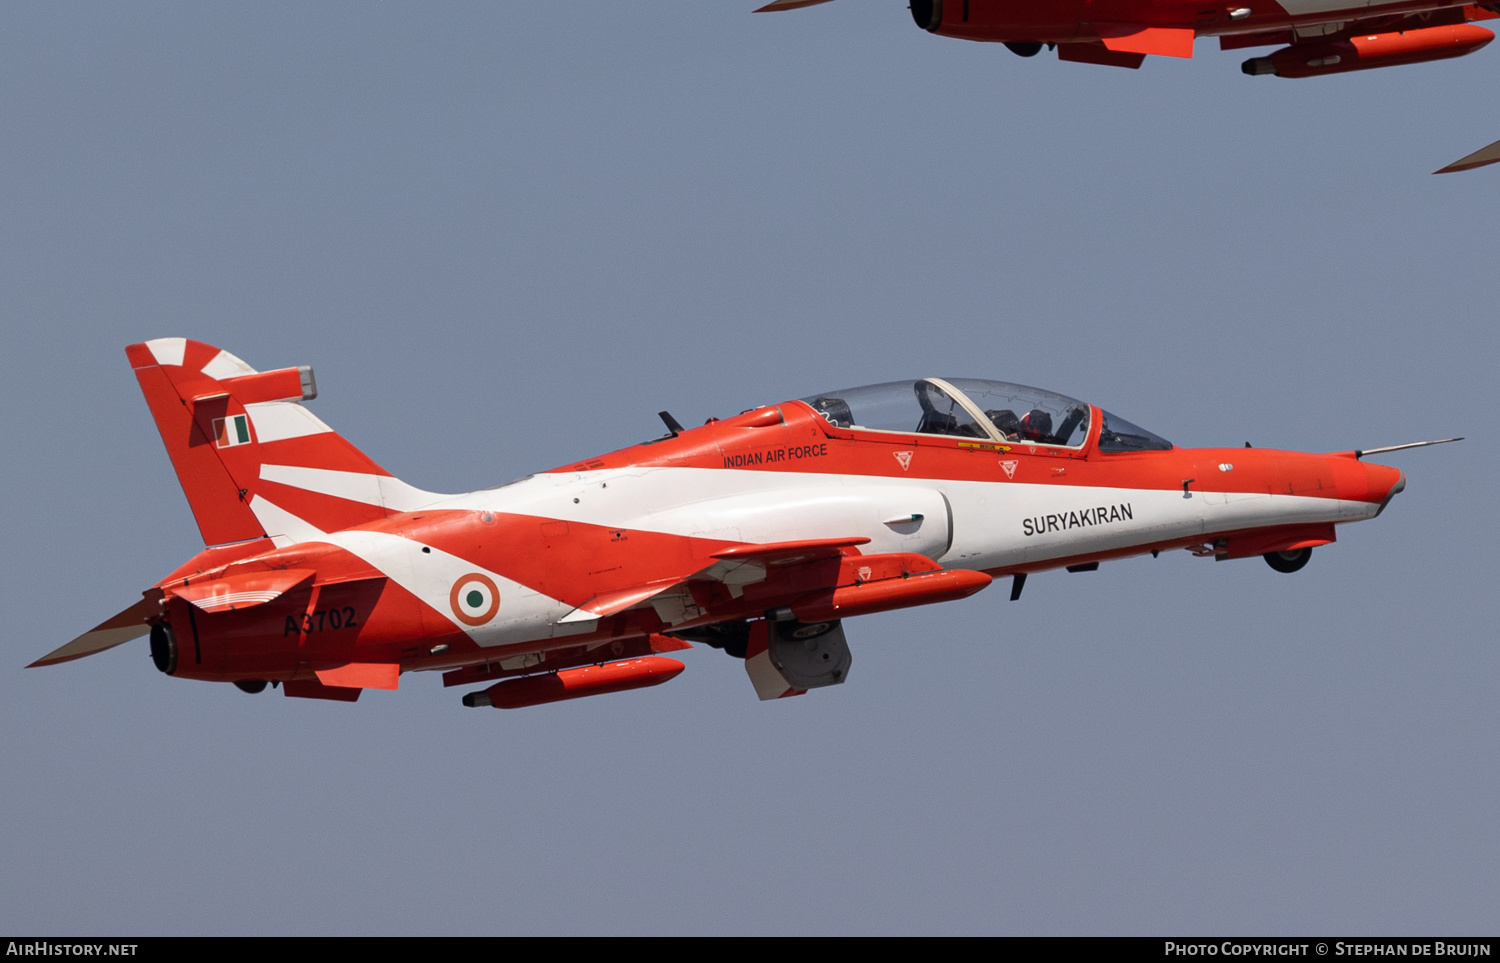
756;0;1500;173
31;339;1456;710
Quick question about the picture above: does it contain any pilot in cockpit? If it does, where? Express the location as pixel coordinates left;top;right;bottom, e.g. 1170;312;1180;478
986;409;1021;440
1019;409;1053;443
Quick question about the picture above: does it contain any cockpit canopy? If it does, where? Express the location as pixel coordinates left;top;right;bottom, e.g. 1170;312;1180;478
800;378;1171;452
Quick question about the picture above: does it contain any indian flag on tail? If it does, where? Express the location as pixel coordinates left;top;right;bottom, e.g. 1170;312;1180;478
214;414;251;448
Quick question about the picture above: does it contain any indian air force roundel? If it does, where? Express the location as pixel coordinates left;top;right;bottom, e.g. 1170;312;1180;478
449;573;500;626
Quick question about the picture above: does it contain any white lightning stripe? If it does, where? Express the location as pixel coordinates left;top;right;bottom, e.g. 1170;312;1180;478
248;494;327;548
200;349;257;381
145;337;186;367
259;464;445;513
232;465;1376;649
320;530;588;647
243;496;583;646
244;402;333;443
442;467;963;528
438;475;953;561
430;466;1378;573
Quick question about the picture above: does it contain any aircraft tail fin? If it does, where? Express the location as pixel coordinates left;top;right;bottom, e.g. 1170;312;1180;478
127;338;445;546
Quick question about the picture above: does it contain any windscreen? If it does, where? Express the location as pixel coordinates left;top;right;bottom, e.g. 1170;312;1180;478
1097;410;1173;452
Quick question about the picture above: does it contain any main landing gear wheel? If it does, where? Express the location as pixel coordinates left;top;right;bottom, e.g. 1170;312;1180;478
1264;547;1312;573
233;679;269;694
1005;42;1043;57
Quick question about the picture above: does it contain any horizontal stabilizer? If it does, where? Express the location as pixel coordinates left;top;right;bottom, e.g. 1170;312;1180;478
1435;138;1500;173
167;568;316;612
29;599;152;668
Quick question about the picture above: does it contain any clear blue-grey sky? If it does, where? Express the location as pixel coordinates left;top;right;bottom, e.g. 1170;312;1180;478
2;2;1494;935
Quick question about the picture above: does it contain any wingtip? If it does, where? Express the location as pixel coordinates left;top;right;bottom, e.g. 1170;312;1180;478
1434;138;1500;174
754;0;838;11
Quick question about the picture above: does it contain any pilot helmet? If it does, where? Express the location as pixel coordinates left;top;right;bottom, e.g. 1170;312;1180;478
1020;409;1052;442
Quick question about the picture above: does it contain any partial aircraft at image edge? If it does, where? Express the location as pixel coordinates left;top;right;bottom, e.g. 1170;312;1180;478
31;339;1458;710
756;0;1500;173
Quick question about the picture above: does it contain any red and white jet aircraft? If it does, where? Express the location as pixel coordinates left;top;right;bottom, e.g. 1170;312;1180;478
758;0;1500;173
32;339;1448;708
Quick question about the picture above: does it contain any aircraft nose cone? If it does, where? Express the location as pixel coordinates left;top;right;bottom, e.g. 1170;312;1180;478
1378;468;1407;514
1328;455;1404;507
1365;462;1406;515
1371;462;1404;499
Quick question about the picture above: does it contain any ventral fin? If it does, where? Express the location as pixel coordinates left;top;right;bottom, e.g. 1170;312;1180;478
313;662;399;690
1096;23;1196;58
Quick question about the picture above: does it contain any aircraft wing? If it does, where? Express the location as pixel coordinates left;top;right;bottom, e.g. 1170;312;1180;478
708;535;870;563
551;534;990;631
1435;138;1500;173
555;537;873;624
557;578;694;623
542;535;989;702
28;599;152;668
